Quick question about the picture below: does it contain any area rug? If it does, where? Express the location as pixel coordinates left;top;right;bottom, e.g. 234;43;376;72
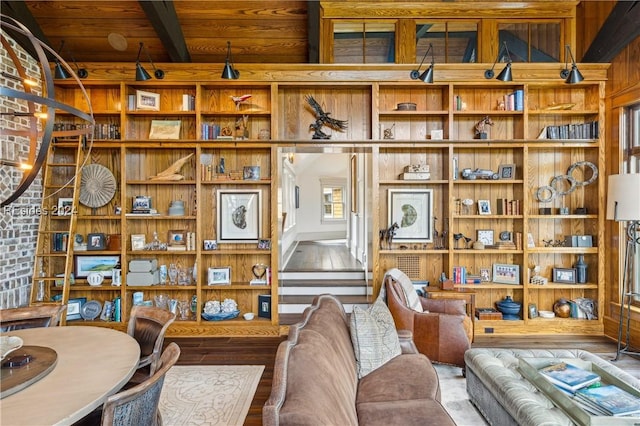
159;365;264;426
434;364;489;426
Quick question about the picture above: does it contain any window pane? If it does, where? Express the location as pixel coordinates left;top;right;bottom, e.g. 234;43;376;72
333;22;395;63
530;23;560;62
499;23;528;63
416;22;477;64
446;22;477;63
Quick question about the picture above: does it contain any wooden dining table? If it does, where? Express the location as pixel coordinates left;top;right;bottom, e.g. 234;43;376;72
0;326;140;426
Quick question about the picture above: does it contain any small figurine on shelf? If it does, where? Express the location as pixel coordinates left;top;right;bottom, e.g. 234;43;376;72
379;222;399;249
474;115;494;139
305;95;348;139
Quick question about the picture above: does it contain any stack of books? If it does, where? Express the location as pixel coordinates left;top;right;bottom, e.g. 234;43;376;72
575;385;640;417
538;362;601;393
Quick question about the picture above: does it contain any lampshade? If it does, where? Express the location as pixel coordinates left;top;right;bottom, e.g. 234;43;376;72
485;41;512;82
410;43;435;84
54;61;71;79
495;62;512;82
135;62;152;81
566;65;584;84
221;41;239;80
606;174;640;221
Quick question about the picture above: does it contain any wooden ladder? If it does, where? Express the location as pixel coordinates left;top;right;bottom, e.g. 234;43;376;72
31;135;87;324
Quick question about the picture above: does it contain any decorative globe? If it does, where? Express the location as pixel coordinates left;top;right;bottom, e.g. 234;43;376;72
553;298;571;318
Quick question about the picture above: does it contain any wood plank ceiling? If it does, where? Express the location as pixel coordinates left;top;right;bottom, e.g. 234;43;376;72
2;0;310;64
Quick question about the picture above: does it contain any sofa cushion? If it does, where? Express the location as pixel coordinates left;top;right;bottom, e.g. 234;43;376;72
357;399;455;426
357;353;441;403
384;268;423;312
350;298;401;378
279;328;359;425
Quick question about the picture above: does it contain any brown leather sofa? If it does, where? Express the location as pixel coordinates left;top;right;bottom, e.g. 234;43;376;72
385;270;473;368
263;294;455;426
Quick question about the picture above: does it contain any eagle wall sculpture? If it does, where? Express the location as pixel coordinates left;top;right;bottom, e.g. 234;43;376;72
305;95;348;139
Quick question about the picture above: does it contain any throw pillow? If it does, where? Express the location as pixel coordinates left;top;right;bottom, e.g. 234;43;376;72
384;268;423;313
350;298;402;378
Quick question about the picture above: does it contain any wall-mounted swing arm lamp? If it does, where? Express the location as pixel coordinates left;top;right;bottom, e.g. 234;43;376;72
410;43;434;83
53;40;88;79
560;44;584;84
0;158;33;170
485;41;512;82
135;42;165;81
221;41;240;79
607;174;640;360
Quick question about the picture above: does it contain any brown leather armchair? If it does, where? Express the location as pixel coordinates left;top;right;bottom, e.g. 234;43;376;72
384;270;472;368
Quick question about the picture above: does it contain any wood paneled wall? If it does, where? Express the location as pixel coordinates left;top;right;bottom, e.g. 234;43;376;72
604;31;640;346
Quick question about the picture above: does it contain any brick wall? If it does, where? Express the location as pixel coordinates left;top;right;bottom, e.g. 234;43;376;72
1;31;44;309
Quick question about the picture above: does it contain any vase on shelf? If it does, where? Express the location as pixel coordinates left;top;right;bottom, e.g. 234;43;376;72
574;255;587;284
496;295;521;320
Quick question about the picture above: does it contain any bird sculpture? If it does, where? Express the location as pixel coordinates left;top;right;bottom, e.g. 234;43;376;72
231;94;252;110
305;95;348;139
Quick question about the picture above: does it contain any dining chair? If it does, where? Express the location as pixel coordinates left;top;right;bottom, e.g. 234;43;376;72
0;304;66;332
101;342;180;426
126;305;176;383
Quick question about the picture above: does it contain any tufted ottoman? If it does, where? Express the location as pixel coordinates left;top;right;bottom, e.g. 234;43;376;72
464;348;640;426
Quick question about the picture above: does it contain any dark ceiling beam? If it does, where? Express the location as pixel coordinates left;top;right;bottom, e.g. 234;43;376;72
307;1;320;63
138;0;190;63
582;1;640;63
1;1;52;60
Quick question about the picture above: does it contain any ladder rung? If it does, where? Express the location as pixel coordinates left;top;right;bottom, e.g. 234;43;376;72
47;163;77;167
35;253;69;257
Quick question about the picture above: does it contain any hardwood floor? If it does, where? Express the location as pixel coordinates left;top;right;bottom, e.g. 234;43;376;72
166;334;640;426
284;240;363;271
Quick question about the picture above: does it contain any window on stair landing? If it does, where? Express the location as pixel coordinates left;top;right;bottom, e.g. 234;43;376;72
415;22;478;63
320;178;346;223
333;21;396;63
623;103;640;304
496;22;561;62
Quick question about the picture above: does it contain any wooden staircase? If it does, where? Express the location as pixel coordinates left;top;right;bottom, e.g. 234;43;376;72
31;136;86;323
278;271;372;325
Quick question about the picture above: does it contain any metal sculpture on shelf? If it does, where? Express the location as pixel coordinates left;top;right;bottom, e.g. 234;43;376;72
474;115;494;139
379;222;399;249
305;95;348;139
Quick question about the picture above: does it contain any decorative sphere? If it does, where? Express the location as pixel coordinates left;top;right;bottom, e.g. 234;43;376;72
553;298;571;318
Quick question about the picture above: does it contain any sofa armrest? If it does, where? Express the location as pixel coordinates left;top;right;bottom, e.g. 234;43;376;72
421;298;467;316
397;329;418;354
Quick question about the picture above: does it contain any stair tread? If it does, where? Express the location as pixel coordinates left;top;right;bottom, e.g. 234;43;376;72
280;294;371;304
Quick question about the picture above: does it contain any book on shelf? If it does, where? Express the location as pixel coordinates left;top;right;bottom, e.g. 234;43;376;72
538;362;601;393
575;384;640;417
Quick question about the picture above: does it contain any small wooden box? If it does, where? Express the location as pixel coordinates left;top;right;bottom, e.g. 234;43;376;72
475;308;503;320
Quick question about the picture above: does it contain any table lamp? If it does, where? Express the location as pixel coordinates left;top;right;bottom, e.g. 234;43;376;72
606;173;640;360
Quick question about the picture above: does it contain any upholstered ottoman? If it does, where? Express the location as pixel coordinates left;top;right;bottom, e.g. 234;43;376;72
464;348;640;426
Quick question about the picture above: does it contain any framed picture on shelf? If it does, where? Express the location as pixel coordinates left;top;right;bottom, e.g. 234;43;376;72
149;120;181;140
478;199;491;215
87;233;107;250
135;90;160;111
492;263;520;285
66;297;87;321
243;166;260;180
498;163;516;179
257;239;271;250
203;239;217;251
167;230;186;246
57;198;73;216
130;234;146;251
387;189;433;243
553;267;577;284
75;255;119;278
480;267;491;282
217;189;262;243
207;267;231;285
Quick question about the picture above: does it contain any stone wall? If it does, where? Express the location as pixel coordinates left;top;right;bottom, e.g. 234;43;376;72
1;31;44;309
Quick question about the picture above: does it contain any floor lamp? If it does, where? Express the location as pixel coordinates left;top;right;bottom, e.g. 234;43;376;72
606;174;640;360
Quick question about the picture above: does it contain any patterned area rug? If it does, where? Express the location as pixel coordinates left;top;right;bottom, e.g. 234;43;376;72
434;364;489;426
159;365;264;426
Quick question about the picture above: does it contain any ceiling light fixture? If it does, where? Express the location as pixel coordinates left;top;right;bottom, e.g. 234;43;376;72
410;43;435;84
53;40;88;79
560;44;584;84
135;42;164;81
485;41;513;82
221;41;240;80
